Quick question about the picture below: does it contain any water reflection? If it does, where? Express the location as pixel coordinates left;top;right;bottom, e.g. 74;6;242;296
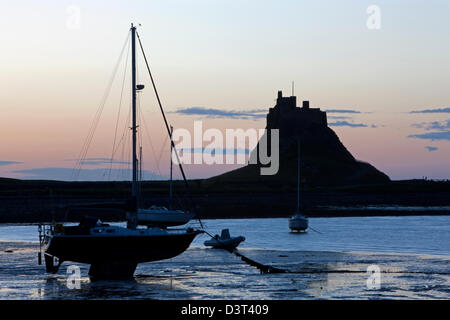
34;273;185;299
1;219;449;299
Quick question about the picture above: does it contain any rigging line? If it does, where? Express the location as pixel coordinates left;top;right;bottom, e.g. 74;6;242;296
137;62;144;154
111;99;132;158
156;130;169;170
75;32;130;180
137;93;144;180
108;34;131;180
136;49;143;187
136;97;141;198
120;102;132;181
125;123;132;181
77;31;130;180
126;99;132;181
308;226;322;234
119;132;127;180
108;88;132;181
140;107;163;177
135;76;171;181
140;108;169;177
137;108;154;183
117;102;131;181
138;105;186;210
72;31;131;180
136;31;203;229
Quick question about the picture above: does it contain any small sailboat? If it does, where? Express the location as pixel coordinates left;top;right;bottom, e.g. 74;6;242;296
289;213;308;232
135;206;195;227
204;229;245;250
289;140;309;232
135;126;195;227
39;24;202;279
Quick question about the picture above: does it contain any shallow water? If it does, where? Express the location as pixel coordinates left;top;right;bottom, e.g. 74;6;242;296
192;216;450;256
0;216;449;299
1;216;449;255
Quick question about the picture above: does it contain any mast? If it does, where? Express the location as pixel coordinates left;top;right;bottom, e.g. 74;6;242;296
139;145;143;203
131;24;138;219
297;139;300;213
169;125;173;208
139;146;143;182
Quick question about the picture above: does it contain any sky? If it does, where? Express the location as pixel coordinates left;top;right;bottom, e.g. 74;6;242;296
0;0;449;181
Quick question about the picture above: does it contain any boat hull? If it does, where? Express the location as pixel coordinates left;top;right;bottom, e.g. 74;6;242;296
289;215;308;232
136;212;195;227
204;236;245;250
45;232;200;264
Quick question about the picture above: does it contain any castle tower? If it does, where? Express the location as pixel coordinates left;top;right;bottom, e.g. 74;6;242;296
267;91;327;132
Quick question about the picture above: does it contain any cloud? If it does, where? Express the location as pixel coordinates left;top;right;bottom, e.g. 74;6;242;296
174;107;266;120
328;121;368;128
175;107;365;119
66;158;131;166
409;119;450;141
0;161;23;166
412;120;450;131
425;146;438;152
12;167;165;181
67;157;113;161
324;109;361;114
408;131;450;141
327;115;352;120
410;107;450;114
179;148;250;155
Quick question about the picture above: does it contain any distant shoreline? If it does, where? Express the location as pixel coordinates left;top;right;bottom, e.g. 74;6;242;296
0;210;449;225
0;177;449;223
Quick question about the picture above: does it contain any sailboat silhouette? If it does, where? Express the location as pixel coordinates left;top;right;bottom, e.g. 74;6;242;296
40;24;202;279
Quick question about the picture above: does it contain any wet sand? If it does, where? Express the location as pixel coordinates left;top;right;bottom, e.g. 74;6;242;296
0;241;449;299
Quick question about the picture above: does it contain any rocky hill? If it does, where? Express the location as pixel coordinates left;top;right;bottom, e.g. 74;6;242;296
210;91;390;186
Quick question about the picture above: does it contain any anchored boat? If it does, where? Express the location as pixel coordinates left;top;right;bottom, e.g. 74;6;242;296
38;24;202;279
42;219;200;278
289;140;309;232
204;229;245;250
134;125;195;228
289;213;308;232
135;206;195;227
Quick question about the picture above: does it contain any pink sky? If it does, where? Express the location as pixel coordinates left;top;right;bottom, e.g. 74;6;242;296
0;1;449;181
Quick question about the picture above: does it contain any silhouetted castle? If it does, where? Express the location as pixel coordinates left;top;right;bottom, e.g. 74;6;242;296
211;90;390;186
267;91;327;129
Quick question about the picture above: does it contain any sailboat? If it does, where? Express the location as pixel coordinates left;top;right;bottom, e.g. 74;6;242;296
289;140;309;232
135;126;195;227
39;24;202;279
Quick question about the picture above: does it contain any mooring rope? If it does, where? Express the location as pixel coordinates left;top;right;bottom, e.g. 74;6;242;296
308;226;322;234
201;229;286;274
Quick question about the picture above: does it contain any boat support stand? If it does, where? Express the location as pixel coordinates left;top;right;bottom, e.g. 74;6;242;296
44;253;62;274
